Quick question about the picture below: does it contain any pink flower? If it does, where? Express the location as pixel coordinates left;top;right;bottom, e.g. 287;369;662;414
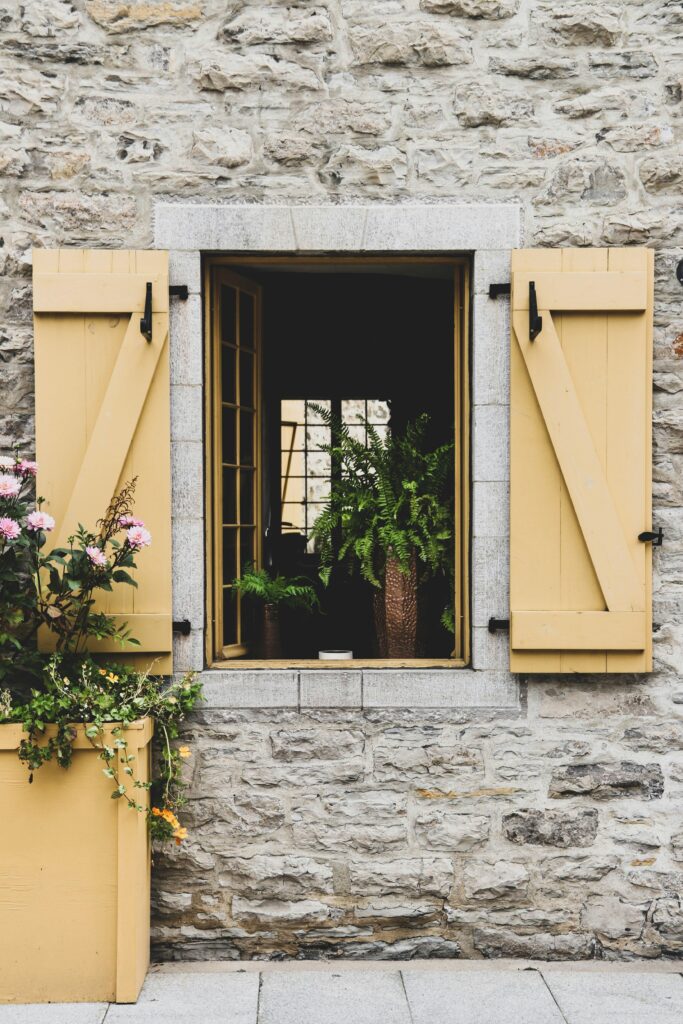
118;515;144;528
86;545;108;568
0;474;20;498
18;460;38;477
27;510;55;533
126;525;152;550
0;517;20;541
0;456;16;471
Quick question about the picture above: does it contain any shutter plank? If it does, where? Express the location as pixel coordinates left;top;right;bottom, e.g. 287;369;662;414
34;273;169;313
512;612;646;650
512;271;647;311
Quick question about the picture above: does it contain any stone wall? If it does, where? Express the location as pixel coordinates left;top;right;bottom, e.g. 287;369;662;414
2;0;683;961
154;684;683;961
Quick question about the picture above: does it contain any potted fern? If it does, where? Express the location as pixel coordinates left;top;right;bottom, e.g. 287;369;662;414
232;566;319;659
310;410;453;658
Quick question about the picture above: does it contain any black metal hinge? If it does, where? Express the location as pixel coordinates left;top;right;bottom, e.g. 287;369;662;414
529;280;542;340
638;528;663;547
489;282;511;299
169;285;189;300
140;281;153;342
488;617;510;634
172;619;192;636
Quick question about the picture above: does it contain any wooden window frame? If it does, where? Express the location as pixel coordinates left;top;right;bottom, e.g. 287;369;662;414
204;255;471;669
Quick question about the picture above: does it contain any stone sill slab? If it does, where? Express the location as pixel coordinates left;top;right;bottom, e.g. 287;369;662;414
196;670;519;710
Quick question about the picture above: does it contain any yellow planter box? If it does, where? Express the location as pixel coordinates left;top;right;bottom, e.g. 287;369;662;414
0;718;153;1004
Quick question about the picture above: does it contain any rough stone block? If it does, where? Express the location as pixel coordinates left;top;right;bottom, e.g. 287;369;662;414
219;855;334;898
502;808;598;848
414;809;490;851
348;857;453;897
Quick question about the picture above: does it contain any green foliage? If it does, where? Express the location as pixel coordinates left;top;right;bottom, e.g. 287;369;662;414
310;407;454;591
233;565;319;611
0;656;203;845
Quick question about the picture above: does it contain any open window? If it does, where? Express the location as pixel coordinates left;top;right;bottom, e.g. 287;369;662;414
205;258;470;667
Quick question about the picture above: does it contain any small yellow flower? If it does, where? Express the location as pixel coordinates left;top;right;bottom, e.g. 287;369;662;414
173;827;188;845
99;669;107;676
167;696;177;704
178;745;191;759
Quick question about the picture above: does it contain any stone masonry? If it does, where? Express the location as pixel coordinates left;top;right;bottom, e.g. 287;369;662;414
1;0;683;961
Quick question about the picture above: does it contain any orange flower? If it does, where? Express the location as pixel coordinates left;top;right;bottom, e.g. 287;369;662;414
173;827;188;845
152;807;162;817
178;746;191;759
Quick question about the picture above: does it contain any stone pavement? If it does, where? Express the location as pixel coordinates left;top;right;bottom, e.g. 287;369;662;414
2;960;683;1024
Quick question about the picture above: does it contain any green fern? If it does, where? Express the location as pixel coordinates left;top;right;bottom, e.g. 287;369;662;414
232;566;319;611
309;406;454;604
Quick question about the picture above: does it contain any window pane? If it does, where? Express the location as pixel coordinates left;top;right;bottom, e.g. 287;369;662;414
221;345;236;405
222;406;236;464
223;468;237;524
305;425;330;451
307;450;331;477
222;591;237;646
342;399;366;424
282;399;305;422
239;527;256;574
282;502;305;532
221;285;236;345
240;469;255;525
307;478;330;503
306;400;330;423
367;399;390;423
281;449;305;480
240;410;255;466
347;424;365;443
222;527;237;583
239;351;254;408
240;291;254;350
281;423;302;453
281;475;305;504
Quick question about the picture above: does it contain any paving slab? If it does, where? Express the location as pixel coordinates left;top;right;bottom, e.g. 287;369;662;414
402;968;566;1024
106;971;259;1024
543;970;683;1024
0;1006;107;1024
257;969;412;1024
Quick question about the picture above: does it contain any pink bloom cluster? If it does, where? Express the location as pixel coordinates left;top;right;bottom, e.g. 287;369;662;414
127;525;152;550
0;457;37;477
0;474;20;499
86;545;108;568
0;517;20;541
119;515;144;528
27;510;55;533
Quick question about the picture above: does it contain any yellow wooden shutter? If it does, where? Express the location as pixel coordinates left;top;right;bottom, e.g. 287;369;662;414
510;248;653;673
33;249;172;673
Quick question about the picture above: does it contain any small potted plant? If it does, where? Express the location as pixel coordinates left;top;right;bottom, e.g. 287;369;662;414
310;410;454;658
232;565;319;658
0;457;202;1004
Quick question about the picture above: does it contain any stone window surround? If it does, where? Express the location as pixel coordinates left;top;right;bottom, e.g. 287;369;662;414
154;202;521;710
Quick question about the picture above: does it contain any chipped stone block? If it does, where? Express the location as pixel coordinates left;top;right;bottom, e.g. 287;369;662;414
270;728;365;761
464;859;529;900
349;20;472;67
502;808;598;848
292;792;408;852
549;762;665;801
85;0;201;32
421;0;518;18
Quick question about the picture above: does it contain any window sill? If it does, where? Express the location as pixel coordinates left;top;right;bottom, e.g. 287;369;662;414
209;658;467;670
195;666;520;710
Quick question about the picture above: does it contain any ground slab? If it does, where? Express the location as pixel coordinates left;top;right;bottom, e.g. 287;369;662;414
1;961;682;1024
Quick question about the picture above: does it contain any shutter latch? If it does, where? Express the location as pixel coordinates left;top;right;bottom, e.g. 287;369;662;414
529;281;542;340
638;528;663;547
172;619;192;635
140;281;153;342
488;282;510;298
169;285;189;300
488;617;510;634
